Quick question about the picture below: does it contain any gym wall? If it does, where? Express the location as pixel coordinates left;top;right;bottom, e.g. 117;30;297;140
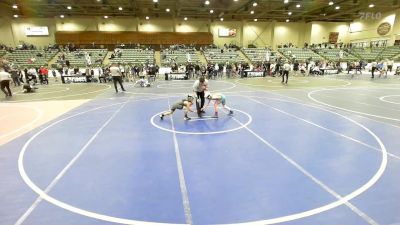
1;8;399;49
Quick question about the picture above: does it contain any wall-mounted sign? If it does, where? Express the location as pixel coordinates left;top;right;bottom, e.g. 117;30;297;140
329;32;339;44
377;22;391;36
25;26;49;36
218;28;236;37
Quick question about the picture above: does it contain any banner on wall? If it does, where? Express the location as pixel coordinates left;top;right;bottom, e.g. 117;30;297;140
377;22;391;36
218;28;236;37
329;32;339;43
25;27;49;36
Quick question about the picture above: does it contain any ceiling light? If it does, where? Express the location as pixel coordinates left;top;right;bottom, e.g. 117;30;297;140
234;0;239;1
253;2;258;6
210;9;214;13
296;4;301;8
104;15;108;19
329;1;334;5
284;0;289;3
286;19;290;22
60;15;65;18
250;10;254;14
166;8;170;12
254;18;258;21
288;11;292;15
12;4;18;9
335;6;340;9
146;16;150;20
184;17;188;20
13;14;19;18
369;4;375;8
205;0;210;5
153;0;158;2
220;18;224;21
67;6;72;9
118;7;123;10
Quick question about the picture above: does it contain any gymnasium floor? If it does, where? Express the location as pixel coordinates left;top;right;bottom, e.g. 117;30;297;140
1;73;400;225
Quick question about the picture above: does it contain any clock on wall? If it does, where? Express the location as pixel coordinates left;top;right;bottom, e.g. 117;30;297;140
377;22;391;35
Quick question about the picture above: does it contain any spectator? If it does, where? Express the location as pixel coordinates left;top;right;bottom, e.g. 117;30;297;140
110;63;126;93
10;66;20;86
0;68;12;98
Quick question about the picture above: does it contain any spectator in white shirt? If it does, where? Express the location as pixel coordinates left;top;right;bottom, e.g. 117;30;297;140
110;63;126;93
28;67;38;83
282;61;291;84
0;69;12;98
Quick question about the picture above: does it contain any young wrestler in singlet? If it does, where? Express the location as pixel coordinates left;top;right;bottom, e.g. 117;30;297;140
203;92;233;118
160;95;195;120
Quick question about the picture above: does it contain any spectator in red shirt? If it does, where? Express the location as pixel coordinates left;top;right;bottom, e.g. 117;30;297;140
39;66;49;84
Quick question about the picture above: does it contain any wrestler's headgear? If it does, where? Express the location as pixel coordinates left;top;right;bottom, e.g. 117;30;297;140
187;94;194;102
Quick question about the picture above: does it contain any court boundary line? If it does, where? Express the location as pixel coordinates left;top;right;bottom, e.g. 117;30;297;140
231;87;400;159
313;91;400;113
308;87;400;122
353;114;400;130
15;99;129;225
167;98;193;225
17;96;188;225
225;96;386;225
248;96;400;161
187;116;218;122
150;109;252;135
156;80;237;93
379;95;400;105
14;90;390;224
234;77;351;89
235;77;310;88
9;84;111;103
14;87;70;96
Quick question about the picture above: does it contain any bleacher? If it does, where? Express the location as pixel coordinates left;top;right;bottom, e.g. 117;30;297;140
7;49;58;68
203;48;245;64
64;49;107;67
0;50;6;57
314;48;358;61
378;46;400;60
347;46;400;61
109;49;155;65
348;48;380;61
241;48;278;63
278;48;324;61
161;49;200;66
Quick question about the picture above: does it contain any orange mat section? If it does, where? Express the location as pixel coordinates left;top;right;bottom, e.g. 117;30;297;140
0;100;89;146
